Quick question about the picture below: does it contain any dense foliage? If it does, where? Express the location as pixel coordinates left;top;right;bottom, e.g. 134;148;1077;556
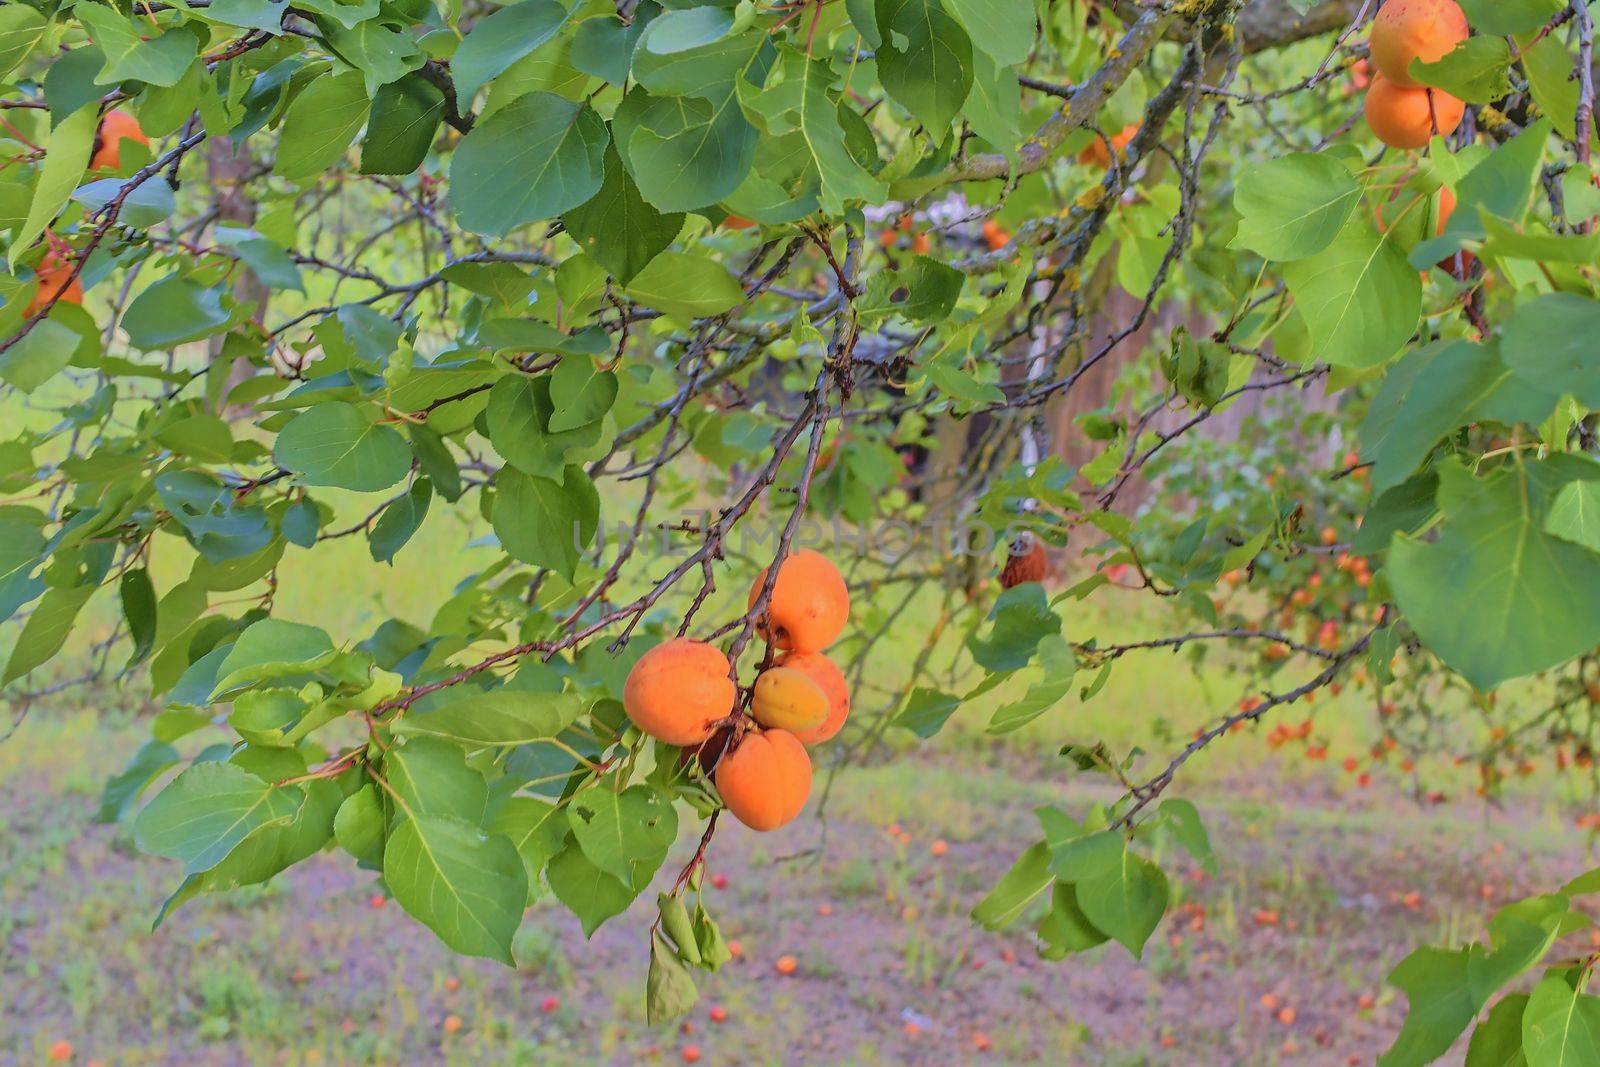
5;0;1600;1058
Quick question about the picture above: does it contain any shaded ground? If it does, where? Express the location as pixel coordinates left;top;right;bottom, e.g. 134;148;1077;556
3;706;1595;1067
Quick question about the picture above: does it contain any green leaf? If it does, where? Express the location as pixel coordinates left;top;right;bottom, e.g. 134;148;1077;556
1231;153;1361;261
1466;993;1529;1067
274;402;413;492
986;635;1076;734
647;931;700;1023
1365;340;1555;493
571;9;655;86
547;838;637;936
613;86;758;212
384;813;528;964
122;277;231;350
3;583;94;684
492;464;600;580
11;105;97;269
134;761;303;875
451;0;570;103
1410;36;1512;104
943;0;1033;67
213;618;335;693
1391;458;1600;691
968;582;1061;672
0;6;48;81
489;795;566;889
859;255;964;324
74;176;177;227
334;785;386;866
566;786;678;890
623;251;745;319
273;71;370;182
77;3;197;88
749;53;886;213
1544;480;1600;552
0;319;79;393
386;737;489;824
369;478;431;564
120;566;158;667
562;144;683;284
1282;218;1420;369
1038;882;1109;956
1459;0;1562;35
1380;947;1484;1067
484;374;606;478
97;738;180;824
449;92;608;236
1413;119;1552;268
548;357;618;433
394;690;585;747
972;840;1052;930
893;686;962;739
1157;798;1216;874
360;75;445;176
1061;834;1168;958
1523;977;1600;1067
875;0;974;132
1502;294;1600;407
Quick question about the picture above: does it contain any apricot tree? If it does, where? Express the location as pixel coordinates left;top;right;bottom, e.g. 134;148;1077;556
2;0;1599;1058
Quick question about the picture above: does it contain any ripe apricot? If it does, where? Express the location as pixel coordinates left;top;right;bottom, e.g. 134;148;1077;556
89;109;150;171
774;954;798;975
748;549;849;652
774;650;849;744
1370;0;1469;88
1000;537;1048;588
750;666;829;733
442;1015;462;1034
715;729;811;831
1080;123;1139;168
25;251;83;317
623;638;736;747
48;1041;72;1062
1364;75;1464;149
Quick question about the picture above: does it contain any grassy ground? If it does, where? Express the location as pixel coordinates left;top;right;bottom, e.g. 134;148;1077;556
4;496;1599;1065
4;687;1597;1066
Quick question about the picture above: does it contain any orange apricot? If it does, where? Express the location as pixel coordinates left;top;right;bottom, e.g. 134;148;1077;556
622;638;736;746
1364;75;1463;149
774;650;850;744
1079;123;1139;168
750;666;829;733
1370;0;1469;88
25;250;83;317
774;954;798;975
748;549;849;652
715;729;811;831
89;109;150;171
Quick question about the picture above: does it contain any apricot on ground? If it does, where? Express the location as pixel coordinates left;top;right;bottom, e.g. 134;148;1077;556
1370;0;1469;88
1364;75;1463;149
89;109;150;171
623;638;736;747
715;729;811;831
25;251;83;317
747;549;849;652
775;650;850;744
750;666;829;733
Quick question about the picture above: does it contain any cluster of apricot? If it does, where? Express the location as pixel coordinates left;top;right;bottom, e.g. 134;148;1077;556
1362;0;1469;149
622;550;851;832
